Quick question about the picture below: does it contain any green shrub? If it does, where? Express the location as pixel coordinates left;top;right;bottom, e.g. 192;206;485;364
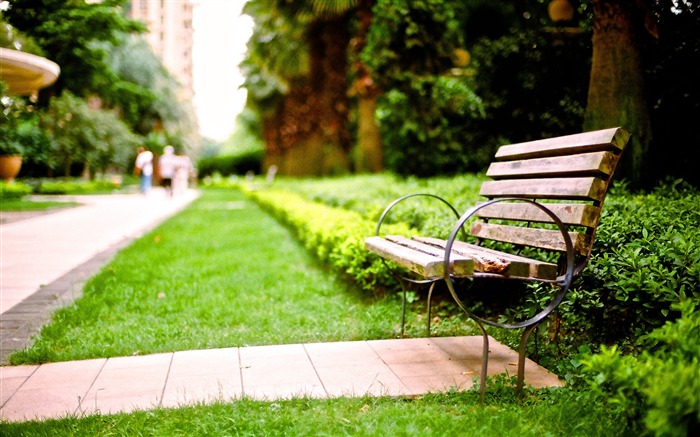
34;178;121;195
0;180;32;199
245;188;412;294
562;180;700;351
197;150;263;179
583;300;700;437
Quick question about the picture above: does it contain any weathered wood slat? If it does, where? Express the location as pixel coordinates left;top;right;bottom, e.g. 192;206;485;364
479;177;608;201
494;127;630;161
365;236;473;279
415;237;558;279
469;222;591;255
486;152;618;180
475;202;601;227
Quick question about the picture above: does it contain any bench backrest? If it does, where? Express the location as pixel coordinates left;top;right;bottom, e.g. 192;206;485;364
471;127;630;272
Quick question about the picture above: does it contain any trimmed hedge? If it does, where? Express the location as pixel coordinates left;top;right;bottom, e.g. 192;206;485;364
0;181;32;199
245;188;411;295
197;150;264;179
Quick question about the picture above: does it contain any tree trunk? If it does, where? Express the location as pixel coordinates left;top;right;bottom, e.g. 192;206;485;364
262;17;351;176
355;96;383;172
584;0;653;188
352;0;383;173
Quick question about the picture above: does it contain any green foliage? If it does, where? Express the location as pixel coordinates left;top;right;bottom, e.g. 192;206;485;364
362;0;462;86
564;180;700;350
647;1;700;186
362;0;486;176
376;75;487;176
583;300;700;437
0;81;29;156
32;178;121;195
241;0;310;113
197;150;264;179
469;26;591;147
0;180;32;199
0;14;44;55
3;0;145;98
40;91;139;176
0;387;630;437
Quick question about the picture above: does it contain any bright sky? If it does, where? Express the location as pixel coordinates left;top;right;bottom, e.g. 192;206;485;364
192;1;253;142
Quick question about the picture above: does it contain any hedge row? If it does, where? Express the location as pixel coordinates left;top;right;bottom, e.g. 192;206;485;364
245;188;410;295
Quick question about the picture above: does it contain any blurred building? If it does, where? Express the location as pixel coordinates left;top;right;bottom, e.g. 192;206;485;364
124;0;195;101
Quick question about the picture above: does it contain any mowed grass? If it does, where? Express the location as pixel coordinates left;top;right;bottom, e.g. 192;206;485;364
0;389;627;437
10;189;404;364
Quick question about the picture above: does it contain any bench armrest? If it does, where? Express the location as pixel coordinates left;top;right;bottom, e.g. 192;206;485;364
443;198;575;330
374;193;462;237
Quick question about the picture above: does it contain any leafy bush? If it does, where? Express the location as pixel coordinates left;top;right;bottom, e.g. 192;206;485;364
376;76;487;176
363;0;488;176
562;180;700;352
583;300;700;437
245;188;411;294
0;180;32;199
197;150;264;179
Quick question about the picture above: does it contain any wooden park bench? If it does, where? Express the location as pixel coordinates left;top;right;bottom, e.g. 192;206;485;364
365;127;630;394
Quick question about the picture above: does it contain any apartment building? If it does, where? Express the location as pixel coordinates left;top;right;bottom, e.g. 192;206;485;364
124;0;195;101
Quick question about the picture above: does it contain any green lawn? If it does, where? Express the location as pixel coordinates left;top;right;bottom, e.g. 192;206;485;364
9;188;426;364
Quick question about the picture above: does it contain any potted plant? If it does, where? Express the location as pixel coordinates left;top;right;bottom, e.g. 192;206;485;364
0;81;26;182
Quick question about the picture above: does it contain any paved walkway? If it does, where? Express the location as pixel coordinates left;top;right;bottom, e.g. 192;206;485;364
0;188;562;423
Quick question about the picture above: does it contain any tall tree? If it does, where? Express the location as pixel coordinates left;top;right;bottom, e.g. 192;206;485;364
584;0;655;187
243;0;357;176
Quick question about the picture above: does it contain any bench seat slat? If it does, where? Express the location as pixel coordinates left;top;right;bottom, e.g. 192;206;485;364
365;236;473;279
494;128;630;161
470;222;591;255
415;237;558;280
486;152;617;180
479;177;608;201
475;202;601;227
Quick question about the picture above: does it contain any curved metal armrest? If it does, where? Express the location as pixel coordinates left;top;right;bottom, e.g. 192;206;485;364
374;193;462;237
442;198;576;330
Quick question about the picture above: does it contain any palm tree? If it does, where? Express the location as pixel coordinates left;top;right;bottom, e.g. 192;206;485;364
243;0;361;176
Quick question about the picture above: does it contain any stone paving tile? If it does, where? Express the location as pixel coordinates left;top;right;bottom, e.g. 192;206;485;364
240;344;324;399
80;354;172;416
305;341;409;397
0;359;106;422
0;364;38;405
162;348;242;408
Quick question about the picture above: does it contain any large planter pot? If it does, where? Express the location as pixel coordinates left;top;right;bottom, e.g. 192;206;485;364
0;155;22;182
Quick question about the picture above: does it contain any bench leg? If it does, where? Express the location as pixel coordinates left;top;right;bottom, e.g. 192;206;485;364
400;287;407;338
516;324;538;393
426;282;437;337
471;317;490;402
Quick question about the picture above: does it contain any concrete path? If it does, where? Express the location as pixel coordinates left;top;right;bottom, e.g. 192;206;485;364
0;188;562;423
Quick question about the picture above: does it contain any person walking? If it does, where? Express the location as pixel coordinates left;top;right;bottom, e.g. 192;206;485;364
134;146;154;194
158;145;177;197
